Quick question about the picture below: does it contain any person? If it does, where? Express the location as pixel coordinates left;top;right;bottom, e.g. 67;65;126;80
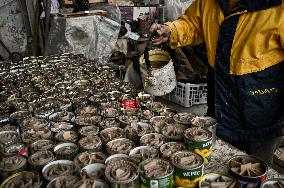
150;0;284;165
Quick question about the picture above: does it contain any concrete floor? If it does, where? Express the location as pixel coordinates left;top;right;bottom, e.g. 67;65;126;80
157;97;208;116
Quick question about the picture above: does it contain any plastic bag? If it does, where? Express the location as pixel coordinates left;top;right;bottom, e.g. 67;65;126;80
165;0;194;21
45;5;121;64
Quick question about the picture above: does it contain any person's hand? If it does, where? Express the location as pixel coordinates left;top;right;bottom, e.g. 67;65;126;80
149;24;171;45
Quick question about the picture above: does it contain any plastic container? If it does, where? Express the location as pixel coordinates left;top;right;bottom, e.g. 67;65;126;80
140;49;176;96
163;82;207;107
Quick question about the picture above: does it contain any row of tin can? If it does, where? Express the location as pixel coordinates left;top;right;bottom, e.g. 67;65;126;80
0;54;281;188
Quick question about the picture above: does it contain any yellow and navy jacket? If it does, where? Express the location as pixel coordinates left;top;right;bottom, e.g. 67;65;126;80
166;0;284;141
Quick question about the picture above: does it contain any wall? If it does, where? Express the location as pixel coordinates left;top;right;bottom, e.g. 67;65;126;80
0;0;28;59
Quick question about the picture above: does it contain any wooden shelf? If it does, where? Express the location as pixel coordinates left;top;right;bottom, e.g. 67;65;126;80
58;10;107;18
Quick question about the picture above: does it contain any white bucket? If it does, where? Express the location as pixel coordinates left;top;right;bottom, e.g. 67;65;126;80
140;49;176;96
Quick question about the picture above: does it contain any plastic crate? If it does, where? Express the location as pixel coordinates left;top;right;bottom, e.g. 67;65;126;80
163;82;207;107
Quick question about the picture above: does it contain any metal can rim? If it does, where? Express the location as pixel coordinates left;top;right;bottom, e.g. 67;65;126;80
199;173;241;188
260;178;284;188
228;155;268;179
139;158;174;179
0;171;42;188
0;155;27;172
184;127;213;142
171;151;204;170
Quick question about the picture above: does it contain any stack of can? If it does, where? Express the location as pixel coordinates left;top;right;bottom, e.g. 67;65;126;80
0;53;268;188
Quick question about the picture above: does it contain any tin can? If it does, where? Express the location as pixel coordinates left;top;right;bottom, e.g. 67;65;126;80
159;108;177;119
140;133;166;149
100;127;125;144
140;110;155;123
55;98;72;112
118;115;139;128
0;171;42;188
184;127;213;164
106;138;134;155
54;130;78;143
9;110;32;125
125;122;153;144
260;178;284;188
129;146;159;163
3;143;29;158
139;158;174;188
80;163;106;179
99;118;120;129
171;151;204;187
121;108;140;116
34;106;54;119
28;150;55;172
20;117;50;132
42;160;75;181
150;116;168;133
137;92;154;108
89;94;104;107
74;151;107;170
101;107;119;118
105;160;139;188
78;125;100;137
228;155;268;188
105;154;132;166
53;142;78;160
74;114;102;128
73;179;109;188
0;122;19;133
0;155;27;180
159;142;186;160
162;124;187;142
145;102;165;116
78;135;102;152
49;111;75;123
123;99;138;110
173;112;197;125
31;139;54;153
0;131;21;149
47;175;80;188
21;128;53;145
191;116;217;146
199;173;241;188
50;121;74;133
75;105;99;116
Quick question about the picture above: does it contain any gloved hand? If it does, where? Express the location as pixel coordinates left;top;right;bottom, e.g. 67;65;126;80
149;24;171;45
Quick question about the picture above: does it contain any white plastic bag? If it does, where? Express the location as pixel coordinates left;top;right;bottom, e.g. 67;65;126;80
165;0;194;20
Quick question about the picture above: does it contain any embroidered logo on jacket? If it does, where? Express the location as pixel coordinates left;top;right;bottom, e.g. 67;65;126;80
250;88;278;96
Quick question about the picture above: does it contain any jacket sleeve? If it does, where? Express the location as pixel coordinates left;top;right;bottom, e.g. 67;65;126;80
165;0;204;49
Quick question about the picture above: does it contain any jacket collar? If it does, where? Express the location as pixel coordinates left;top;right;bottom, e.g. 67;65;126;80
216;0;282;15
216;0;230;16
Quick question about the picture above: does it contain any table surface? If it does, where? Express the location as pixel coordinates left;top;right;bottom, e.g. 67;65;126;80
206;139;283;178
157;98;283;178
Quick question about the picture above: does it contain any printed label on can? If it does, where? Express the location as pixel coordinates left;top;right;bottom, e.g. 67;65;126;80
140;174;174;188
123;100;138;109
186;139;212;164
174;166;203;188
18;149;29;158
